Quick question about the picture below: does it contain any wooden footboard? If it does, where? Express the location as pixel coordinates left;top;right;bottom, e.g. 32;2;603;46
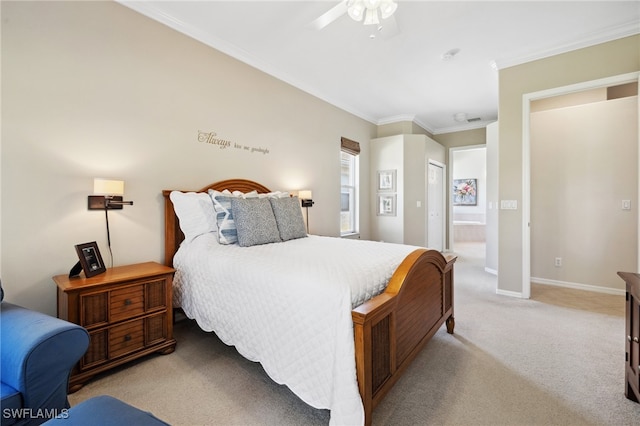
352;249;456;426
163;179;456;426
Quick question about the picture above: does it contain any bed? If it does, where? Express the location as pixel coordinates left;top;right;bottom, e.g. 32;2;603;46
162;179;456;426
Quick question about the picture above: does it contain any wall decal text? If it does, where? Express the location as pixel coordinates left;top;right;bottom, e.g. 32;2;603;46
198;130;270;155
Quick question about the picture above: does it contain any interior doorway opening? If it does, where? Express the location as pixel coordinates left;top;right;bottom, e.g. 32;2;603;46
522;72;639;299
450;146;487;261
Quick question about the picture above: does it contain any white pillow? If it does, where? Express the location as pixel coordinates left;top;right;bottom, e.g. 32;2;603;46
169;191;217;242
258;191;290;199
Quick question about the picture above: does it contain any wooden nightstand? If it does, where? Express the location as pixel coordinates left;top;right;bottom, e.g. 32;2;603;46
54;262;177;392
619;271;640;404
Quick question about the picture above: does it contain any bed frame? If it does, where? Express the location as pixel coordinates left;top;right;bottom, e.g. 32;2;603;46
162;179;456;426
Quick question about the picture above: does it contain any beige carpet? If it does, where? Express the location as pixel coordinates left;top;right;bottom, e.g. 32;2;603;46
69;243;640;425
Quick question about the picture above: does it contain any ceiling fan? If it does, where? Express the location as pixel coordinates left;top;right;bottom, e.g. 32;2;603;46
310;0;400;39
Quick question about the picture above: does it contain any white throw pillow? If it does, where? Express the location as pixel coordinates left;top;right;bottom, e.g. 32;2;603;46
169;191;217;242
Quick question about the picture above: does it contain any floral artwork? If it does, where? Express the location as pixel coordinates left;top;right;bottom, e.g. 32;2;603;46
453;179;477;206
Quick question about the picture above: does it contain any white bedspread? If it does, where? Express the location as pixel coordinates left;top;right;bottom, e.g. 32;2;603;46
173;234;419;425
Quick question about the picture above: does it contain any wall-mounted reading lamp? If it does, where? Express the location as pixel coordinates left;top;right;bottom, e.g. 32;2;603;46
88;178;134;210
298;190;314;234
88;178;133;267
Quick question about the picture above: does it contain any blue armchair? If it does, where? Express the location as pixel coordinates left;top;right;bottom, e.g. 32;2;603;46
1;285;89;426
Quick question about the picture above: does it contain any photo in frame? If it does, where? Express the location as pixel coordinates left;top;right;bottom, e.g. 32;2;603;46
452;178;478;206
74;241;106;278
377;194;397;216
377;169;396;192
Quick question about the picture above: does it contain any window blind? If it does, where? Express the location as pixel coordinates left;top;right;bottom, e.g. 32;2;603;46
341;137;360;156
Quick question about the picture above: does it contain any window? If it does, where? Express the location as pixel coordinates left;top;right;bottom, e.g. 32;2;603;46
340;137;360;236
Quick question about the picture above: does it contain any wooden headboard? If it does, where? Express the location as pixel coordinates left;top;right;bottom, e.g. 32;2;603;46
162;179;272;267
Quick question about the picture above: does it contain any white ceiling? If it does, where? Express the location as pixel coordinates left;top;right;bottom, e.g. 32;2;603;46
118;1;640;134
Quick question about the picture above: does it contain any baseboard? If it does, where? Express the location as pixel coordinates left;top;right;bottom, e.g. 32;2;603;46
531;276;625;296
496;288;525;298
485;267;497;275
341;233;360;240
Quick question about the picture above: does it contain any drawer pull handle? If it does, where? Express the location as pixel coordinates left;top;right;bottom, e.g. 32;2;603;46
124;299;132;306
634;337;639;343
124;334;131;342
629;336;632;342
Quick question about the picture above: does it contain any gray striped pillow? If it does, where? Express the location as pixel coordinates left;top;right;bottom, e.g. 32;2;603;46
211;195;237;245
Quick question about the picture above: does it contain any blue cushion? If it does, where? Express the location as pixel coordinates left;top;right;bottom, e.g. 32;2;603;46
1;382;22;425
44;395;169;426
1;302;89;426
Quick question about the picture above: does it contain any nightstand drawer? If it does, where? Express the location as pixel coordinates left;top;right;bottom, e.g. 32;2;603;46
110;319;145;358
81;292;108;328
110;285;144;322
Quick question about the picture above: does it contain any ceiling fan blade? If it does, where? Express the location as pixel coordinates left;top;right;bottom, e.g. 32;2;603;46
308;1;348;30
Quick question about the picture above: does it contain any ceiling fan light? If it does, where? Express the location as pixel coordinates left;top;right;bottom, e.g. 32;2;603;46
379;1;397;19
363;8;380;25
347;1;365;22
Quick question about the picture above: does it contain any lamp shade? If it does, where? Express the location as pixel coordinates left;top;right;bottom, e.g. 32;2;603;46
94;178;124;196
298;190;312;200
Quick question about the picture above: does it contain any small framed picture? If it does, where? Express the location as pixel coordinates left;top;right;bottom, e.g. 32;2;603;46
453;178;478;206
377;169;396;192
74;241;106;278
377;194;397;216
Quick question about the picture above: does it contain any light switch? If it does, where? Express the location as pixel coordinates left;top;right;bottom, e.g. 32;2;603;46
500;200;518;210
417;200;422;208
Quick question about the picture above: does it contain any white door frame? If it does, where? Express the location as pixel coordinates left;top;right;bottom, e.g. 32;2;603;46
521;71;640;299
448;144;486;252
427;159;446;251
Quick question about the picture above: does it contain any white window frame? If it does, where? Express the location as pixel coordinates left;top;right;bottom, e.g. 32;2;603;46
340;151;359;236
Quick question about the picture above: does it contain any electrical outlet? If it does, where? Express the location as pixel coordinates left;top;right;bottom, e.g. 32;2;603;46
555;257;562;267
622;200;631;210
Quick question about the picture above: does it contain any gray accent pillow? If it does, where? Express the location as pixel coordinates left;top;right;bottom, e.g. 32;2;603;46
231;197;282;247
269;197;307;241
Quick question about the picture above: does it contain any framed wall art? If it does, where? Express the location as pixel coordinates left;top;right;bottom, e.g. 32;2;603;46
377;169;396;192
377;194;397;216
453;178;477;206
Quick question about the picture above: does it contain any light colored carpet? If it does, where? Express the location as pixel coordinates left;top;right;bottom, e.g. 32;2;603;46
69;243;640;425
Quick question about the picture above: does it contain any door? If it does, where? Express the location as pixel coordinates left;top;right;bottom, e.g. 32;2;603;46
427;161;445;251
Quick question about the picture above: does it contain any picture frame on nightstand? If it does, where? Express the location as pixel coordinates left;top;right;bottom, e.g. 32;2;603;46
74;241;106;278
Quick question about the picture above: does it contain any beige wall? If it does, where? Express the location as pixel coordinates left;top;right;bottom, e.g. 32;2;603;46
370;136;404;243
531;96;638;291
370;134;444;246
498;35;640;295
1;1;376;314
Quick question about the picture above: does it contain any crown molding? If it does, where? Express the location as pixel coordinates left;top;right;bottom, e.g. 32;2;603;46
116;1;380;125
117;1;637;136
493;20;640;70
432;120;497;135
